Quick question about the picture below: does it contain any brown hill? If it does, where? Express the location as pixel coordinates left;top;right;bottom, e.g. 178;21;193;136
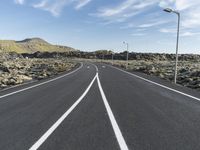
0;38;76;53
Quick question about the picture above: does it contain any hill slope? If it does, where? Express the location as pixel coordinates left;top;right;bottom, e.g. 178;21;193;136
0;38;76;53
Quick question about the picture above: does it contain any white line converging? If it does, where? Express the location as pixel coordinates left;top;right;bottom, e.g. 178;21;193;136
29;64;129;150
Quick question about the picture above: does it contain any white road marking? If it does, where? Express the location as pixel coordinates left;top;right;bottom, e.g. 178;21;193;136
30;64;128;149
94;65;98;72
97;74;129;150
29;73;98;150
109;65;200;101
0;80;37;92
90;63;99;72
0;63;83;99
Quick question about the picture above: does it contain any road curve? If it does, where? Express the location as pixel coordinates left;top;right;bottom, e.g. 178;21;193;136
0;62;200;150
97;63;200;150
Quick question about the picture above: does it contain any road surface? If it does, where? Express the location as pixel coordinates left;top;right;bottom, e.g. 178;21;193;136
0;62;200;150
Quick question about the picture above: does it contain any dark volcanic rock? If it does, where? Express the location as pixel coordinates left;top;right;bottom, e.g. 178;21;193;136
0;58;75;89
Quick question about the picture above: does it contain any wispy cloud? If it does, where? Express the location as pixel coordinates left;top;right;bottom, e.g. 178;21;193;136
14;0;200;33
159;28;176;34
75;0;92;10
120;20;167;29
159;0;200;29
14;0;25;5
159;0;199;11
131;33;146;36
16;0;92;16
92;0;200;32
159;27;200;37
93;0;157;22
181;31;200;37
33;0;69;17
138;20;169;28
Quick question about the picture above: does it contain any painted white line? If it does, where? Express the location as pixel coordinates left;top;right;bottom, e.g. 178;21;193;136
109;65;200;101
94;64;98;72
0;63;83;99
29;73;98;150
90;63;98;73
0;80;37;92
96;74;129;150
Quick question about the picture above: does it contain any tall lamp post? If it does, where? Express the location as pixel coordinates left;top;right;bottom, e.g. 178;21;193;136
111;50;114;65
163;8;180;84
123;41;129;69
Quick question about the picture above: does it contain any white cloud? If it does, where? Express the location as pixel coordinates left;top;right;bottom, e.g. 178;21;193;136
14;0;200;30
181;32;200;37
131;33;146;36
94;0;157;22
182;8;200;28
92;0;200;31
159;28;200;37
33;0;69;17
175;0;195;10
159;0;200;11
75;0;91;10
33;0;47;8
16;0;92;16
14;0;25;5
120;20;168;30
159;0;174;9
159;28;176;33
159;0;200;29
97;0;137;17
138;21;168;28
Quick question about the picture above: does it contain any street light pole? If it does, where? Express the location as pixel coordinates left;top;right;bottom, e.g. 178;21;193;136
95;52;97;62
163;8;180;84
174;12;180;84
123;42;129;69
111;51;114;65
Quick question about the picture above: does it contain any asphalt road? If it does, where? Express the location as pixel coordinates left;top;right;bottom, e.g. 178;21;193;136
0;62;200;150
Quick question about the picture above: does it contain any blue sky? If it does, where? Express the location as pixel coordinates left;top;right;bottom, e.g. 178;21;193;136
0;0;200;54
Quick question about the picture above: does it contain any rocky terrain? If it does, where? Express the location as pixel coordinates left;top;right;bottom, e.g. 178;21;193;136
97;59;200;91
1;50;200;91
0;56;76;89
0;37;78;89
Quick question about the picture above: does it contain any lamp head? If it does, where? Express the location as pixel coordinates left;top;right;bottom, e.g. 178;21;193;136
163;8;173;13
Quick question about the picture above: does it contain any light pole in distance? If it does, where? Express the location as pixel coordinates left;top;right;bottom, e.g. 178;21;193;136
111;50;114;65
163;8;180;84
123;41;129;69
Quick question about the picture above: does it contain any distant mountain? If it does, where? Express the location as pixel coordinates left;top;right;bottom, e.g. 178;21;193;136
0;38;76;53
